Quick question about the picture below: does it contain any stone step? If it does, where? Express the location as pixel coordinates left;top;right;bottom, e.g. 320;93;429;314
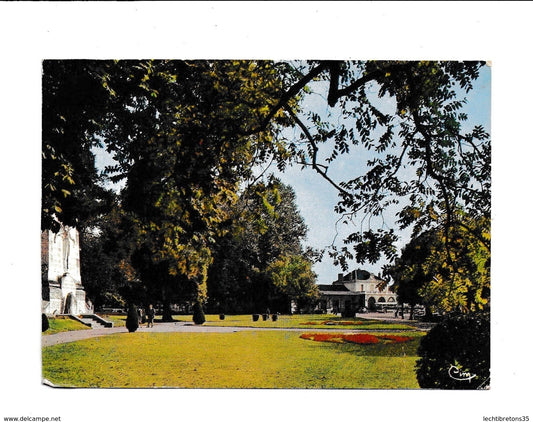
80;318;103;329
71;314;113;329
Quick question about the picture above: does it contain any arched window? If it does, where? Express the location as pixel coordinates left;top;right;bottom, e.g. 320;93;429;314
388;297;396;302
367;297;376;311
378;297;386;303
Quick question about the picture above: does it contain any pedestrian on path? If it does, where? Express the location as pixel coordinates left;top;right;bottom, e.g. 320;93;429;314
146;304;155;328
138;307;145;326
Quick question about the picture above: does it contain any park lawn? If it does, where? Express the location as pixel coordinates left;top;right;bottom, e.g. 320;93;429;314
42;330;424;388
98;314;127;327
197;314;417;331
95;313;416;331
45;314;417;333
43;317;91;335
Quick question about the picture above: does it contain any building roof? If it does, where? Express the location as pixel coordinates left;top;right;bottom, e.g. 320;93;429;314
317;284;350;292
335;268;385;284
317;284;362;296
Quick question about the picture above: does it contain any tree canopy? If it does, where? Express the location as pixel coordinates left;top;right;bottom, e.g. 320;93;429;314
385;213;490;316
269;61;490;269
42;60;114;233
42;59;490;315
207;179;317;314
103;61;293;314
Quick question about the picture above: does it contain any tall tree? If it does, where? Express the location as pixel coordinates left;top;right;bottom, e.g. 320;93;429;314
385;213;490;316
267;254;318;313
42;60;113;232
79;202;139;310
96;60;292;318
207;179;316;313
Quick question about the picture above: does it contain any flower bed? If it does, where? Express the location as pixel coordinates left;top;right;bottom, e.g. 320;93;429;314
342;334;380;344
377;334;413;343
300;333;414;345
300;333;345;343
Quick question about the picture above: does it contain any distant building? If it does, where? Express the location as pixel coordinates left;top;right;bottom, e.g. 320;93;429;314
316;269;397;314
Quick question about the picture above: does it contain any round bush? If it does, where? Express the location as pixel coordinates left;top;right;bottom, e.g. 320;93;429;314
416;311;490;389
252;314;259;322
125;305;139;333
219;314;225;320
192;302;206;325
271;314;278;322
42;313;49;332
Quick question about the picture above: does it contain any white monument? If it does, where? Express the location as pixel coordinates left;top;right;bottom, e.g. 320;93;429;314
41;224;89;315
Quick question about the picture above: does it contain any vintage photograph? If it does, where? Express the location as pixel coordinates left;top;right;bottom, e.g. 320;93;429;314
41;59;490;390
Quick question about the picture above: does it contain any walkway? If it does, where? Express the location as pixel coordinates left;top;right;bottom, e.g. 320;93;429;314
42;317;433;347
42;323;252;347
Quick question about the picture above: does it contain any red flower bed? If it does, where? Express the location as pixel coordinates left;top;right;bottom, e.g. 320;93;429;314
300;333;341;342
343;334;380;344
300;333;414;345
300;333;379;344
376;334;414;343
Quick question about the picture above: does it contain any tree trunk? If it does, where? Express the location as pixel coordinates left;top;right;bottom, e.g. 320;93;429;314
162;300;173;322
161;286;173;322
424;305;432;321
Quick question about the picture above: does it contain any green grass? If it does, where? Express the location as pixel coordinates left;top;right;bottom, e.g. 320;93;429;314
192;314;417;331
42;330;424;388
44;313;417;333
98;314;127;327
43;317;91;335
97;313;416;330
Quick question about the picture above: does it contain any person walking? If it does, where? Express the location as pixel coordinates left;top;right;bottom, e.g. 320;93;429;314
138;307;145;326
146;304;155;328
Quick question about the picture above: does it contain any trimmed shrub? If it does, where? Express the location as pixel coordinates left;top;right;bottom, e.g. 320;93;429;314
262;314;268;321
42;313;49;332
271;314;278;322
192;302;206;325
252;314;259;322
125;305;139;333
219;314;225;320
416;311;490;389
